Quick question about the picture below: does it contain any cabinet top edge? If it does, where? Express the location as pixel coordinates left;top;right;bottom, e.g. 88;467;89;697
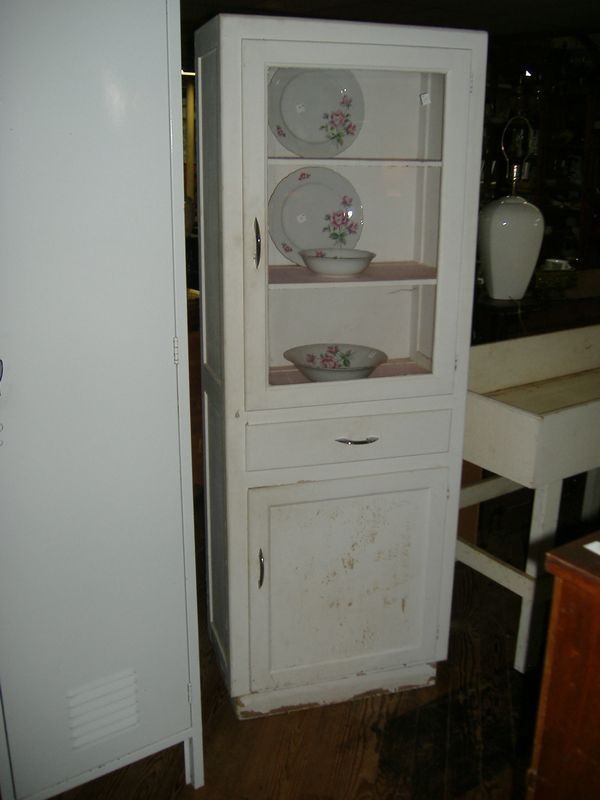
202;13;488;47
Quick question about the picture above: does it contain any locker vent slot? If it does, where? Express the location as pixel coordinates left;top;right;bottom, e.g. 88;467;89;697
67;668;139;749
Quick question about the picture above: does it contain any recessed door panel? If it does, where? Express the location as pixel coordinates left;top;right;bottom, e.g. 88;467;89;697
249;469;448;691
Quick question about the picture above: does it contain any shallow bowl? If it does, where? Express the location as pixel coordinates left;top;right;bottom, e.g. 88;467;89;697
299;248;375;276
283;343;387;382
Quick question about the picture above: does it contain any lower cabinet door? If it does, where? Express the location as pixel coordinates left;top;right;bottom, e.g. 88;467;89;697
248;468;449;692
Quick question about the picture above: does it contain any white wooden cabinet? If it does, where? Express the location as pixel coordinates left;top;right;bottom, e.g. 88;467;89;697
0;2;202;797
195;14;487;716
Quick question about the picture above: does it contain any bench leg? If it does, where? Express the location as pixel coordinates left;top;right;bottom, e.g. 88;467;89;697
513;574;552;673
526;481;562;577
514;481;562;671
582;468;600;523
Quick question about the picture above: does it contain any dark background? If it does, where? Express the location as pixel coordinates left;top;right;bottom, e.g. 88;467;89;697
181;0;600;342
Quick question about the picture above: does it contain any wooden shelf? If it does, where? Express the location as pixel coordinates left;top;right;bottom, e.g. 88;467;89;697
269;357;431;385
269;261;437;287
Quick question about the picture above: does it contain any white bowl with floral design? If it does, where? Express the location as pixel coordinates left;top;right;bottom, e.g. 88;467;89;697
299;248;375;276
283;343;387;381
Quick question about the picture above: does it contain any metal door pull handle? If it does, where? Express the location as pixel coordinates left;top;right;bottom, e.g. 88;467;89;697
258;548;265;588
335;436;379;446
254;218;261;268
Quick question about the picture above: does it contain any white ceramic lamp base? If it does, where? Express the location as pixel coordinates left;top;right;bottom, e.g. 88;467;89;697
478;195;544;300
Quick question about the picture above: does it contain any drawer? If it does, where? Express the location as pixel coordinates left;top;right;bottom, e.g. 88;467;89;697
246;409;451;471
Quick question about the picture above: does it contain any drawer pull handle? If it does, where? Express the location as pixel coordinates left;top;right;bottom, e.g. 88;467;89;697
254;218;262;269
258;548;265;588
335;436;379;446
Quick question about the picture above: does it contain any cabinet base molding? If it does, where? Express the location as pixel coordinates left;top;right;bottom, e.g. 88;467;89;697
233;663;437;718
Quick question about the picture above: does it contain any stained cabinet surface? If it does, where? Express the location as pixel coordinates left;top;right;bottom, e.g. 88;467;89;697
196;14;487;715
248;470;449;693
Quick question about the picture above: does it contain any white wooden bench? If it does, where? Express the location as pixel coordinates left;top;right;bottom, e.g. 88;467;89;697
458;325;600;671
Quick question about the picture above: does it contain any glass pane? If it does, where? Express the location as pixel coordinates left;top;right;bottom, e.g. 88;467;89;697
265;66;446;387
267;67;445;160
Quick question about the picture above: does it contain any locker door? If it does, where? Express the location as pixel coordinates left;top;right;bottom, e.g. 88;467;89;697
0;2;202;797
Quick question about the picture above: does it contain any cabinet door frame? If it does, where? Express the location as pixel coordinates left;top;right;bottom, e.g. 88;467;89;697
241;38;474;411
248;468;449;692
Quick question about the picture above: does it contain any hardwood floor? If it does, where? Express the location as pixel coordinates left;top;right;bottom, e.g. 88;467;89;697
54;326;540;800
55;495;539;800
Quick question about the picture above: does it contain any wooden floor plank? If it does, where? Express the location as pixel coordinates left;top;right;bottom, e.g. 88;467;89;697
411;692;450;800
54;533;537;800
54;745;185;800
479;636;517;791
59;559;536;800
55;444;539;800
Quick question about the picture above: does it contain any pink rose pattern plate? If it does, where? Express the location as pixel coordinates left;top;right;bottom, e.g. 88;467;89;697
268;167;363;265
268;68;364;157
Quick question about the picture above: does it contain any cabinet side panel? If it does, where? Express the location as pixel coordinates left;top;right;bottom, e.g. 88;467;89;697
203;393;230;673
417;285;436;362
197;31;232;683
415;166;441;268
198;47;223;384
268;286;417;366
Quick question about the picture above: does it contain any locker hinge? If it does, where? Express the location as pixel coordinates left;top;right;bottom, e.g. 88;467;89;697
187;683;193;705
173;336;180;365
469;72;474;94
454;356;458;371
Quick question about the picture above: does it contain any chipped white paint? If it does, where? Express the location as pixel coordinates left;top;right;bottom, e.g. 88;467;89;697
249;472;447;692
196;14;487;714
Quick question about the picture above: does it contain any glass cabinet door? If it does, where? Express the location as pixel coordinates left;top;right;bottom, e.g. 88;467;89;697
242;39;473;410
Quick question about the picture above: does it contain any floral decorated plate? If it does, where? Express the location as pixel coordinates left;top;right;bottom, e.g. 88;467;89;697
268;68;364;157
268;167;363;265
283;343;387;382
